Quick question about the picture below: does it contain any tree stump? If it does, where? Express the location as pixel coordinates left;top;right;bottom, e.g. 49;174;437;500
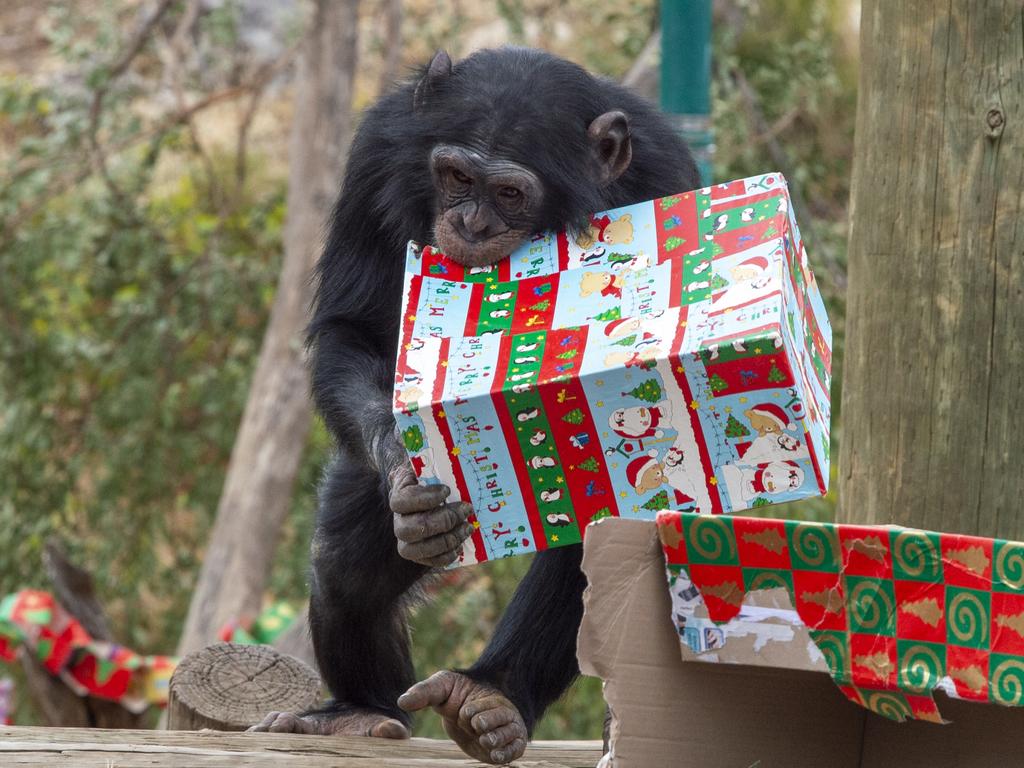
168;643;321;731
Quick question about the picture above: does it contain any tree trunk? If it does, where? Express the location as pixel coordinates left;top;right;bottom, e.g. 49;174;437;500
177;0;360;656
839;3;1024;537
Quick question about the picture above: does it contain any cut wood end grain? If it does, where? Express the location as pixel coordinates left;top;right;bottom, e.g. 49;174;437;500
168;643;322;731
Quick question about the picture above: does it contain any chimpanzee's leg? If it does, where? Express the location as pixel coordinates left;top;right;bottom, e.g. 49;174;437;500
398;545;586;763
466;545;586;730
250;455;428;736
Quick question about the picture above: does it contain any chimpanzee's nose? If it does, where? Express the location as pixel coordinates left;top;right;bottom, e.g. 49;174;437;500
457;206;495;241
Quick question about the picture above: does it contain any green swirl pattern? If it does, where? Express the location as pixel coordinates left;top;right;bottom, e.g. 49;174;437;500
991;657;1024;706
946;589;989;649
847;577;895;635
891;530;942;581
685;516;737;564
746;569;792;593
863;691;912;722
810;630;850;684
897;642;944;693
994;541;1024;592
790;522;840;571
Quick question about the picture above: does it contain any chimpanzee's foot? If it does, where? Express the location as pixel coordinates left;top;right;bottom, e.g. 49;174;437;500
247;706;410;738
398;670;528;765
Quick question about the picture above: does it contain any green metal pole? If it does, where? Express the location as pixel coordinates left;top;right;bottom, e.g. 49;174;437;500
661;0;714;184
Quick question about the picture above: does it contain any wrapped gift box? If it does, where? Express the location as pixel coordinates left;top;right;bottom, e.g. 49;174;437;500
393;173;833;566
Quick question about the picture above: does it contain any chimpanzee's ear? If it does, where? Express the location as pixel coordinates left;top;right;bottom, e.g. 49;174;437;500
413;50;453;110
588;111;633;186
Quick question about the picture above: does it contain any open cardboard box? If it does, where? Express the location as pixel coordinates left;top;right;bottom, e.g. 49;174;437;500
577;518;1024;768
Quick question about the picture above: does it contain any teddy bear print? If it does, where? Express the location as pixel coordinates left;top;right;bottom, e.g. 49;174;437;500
579;271;626;299
575;213;634;250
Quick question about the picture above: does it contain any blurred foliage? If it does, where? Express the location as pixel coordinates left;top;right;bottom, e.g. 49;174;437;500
0;0;857;738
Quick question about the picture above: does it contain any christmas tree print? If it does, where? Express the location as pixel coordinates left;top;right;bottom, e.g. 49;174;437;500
767;361;786;383
761;224;778;239
591;507;612;521
710;273;729;290
751;497;772;507
665;236;686;252
709;374;728;393
642;490;671;511
659;195;681;210
592;307;621;322
607;252;633;267
534;282;553;295
556;349;578;360
562;408;586;425
626;379;662;403
612;334;637;347
577;456;600;472
529;299;551;312
724;414;750;439
402;425;424;453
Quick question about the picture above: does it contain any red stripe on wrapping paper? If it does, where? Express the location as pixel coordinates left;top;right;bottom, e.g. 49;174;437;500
667;313;724;514
707;289;783;318
804;427;827;496
511;274;559;336
489;333;548;554
556;231;570;270
653;192;699;264
427;337;484;562
394;275;426;408
535;329;615;533
464;282;485;336
668;254;684;308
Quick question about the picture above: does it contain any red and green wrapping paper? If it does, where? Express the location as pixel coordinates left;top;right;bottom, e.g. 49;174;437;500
657;510;1024;722
394;173;832;566
0;590;176;712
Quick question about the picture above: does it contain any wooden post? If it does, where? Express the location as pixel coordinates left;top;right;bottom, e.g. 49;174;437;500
839;3;1024;537
167;644;321;731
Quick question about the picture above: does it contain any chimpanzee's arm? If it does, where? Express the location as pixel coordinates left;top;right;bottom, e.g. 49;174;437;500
310;319;404;477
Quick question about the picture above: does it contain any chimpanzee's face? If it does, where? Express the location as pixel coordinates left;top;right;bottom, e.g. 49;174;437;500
430;144;544;267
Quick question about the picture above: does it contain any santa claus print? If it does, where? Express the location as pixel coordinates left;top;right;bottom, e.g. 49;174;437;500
709;255;778;316
608;402;673;440
740;460;805;500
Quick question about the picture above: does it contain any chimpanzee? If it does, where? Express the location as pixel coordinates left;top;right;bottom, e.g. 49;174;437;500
249;47;700;764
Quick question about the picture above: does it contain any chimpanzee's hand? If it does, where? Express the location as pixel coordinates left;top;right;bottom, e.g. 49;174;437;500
387;464;474;567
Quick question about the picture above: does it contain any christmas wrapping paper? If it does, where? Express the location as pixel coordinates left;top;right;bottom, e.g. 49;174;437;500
0;590;176;712
656;511;1024;723
394;173;832;566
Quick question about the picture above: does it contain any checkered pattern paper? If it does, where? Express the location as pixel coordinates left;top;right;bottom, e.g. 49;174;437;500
657;511;1024;722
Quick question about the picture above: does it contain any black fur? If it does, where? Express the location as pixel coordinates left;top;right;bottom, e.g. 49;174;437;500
306;47;700;732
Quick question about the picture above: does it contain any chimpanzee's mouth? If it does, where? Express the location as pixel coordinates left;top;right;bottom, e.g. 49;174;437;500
434;220;526;268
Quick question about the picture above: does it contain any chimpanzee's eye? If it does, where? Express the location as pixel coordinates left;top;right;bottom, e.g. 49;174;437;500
450;168;472;185
496;187;523;209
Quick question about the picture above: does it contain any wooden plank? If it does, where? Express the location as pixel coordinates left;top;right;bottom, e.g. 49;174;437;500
840;1;1024;537
0;727;603;767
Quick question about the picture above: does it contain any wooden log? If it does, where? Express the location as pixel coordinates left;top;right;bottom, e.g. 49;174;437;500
168;643;321;731
839;2;1024;536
